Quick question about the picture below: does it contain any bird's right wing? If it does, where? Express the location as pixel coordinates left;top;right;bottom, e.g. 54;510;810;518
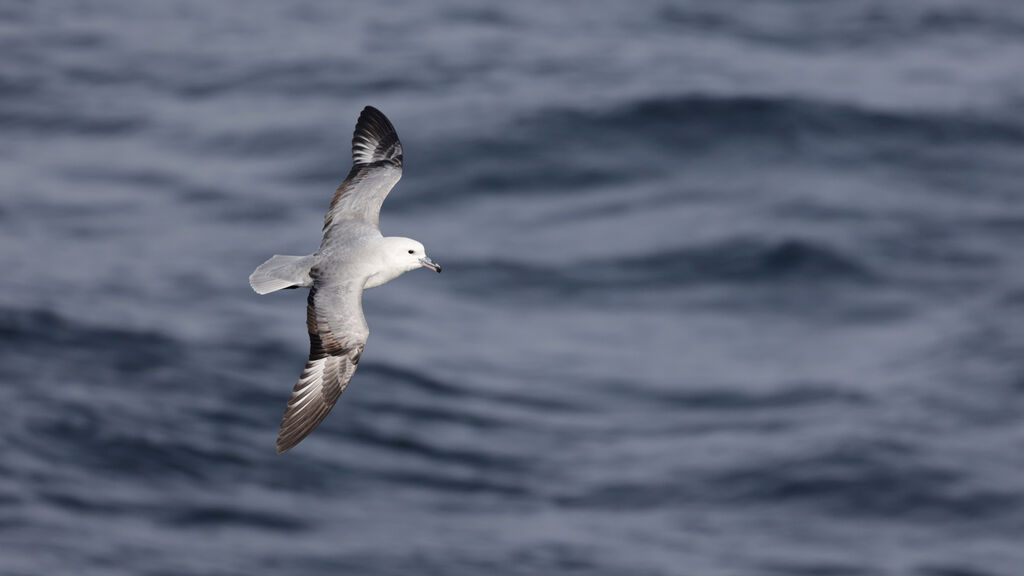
276;270;369;454
321;106;403;240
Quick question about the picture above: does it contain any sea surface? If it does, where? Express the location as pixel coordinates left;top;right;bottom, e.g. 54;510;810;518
2;1;1024;575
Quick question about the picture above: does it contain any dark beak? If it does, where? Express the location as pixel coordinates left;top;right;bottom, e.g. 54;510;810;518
420;256;442;273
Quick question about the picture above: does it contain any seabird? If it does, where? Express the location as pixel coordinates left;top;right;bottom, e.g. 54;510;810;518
249;106;441;454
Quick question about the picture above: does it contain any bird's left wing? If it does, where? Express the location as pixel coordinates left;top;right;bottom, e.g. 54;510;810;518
276;270;369;454
321;106;403;240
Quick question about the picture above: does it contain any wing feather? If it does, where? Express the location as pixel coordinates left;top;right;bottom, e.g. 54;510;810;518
351;106;402;167
322;106;403;236
276;272;368;454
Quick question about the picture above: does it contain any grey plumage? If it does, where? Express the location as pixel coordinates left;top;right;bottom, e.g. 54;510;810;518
250;106;439;454
276;273;367;453
324;106;403;233
248;254;314;295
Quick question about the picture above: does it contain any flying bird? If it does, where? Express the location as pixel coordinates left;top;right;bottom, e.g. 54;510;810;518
249;106;441;453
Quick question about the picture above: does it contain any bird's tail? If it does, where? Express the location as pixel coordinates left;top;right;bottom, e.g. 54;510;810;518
249;254;315;294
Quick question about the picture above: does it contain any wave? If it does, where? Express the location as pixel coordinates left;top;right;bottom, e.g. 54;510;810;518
451;237;875;297
0;103;146;136
160;505;310;531
612;238;875;284
633;382;868;412
361;364;579;413
709;443;1019;521
408;92;1024;208
0;308;183;371
537;94;1024;153
657;4;1024;48
556;435;1018;525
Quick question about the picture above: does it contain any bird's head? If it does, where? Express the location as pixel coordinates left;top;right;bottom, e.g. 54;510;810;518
389;237;441;274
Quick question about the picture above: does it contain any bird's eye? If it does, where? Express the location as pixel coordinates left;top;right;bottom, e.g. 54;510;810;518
408;249;415;254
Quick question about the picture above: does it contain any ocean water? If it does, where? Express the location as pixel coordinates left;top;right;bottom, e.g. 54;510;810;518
2;1;1024;574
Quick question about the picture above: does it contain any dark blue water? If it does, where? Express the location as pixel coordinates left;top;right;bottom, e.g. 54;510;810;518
3;1;1024;574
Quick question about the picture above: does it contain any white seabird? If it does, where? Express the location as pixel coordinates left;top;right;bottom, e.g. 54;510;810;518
249;106;441;454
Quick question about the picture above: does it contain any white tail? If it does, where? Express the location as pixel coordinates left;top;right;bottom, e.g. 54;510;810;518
249;254;315;294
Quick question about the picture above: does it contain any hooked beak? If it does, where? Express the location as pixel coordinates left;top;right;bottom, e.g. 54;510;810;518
419;256;442;273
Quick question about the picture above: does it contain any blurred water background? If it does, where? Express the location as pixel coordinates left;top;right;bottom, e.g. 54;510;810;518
2;1;1024;575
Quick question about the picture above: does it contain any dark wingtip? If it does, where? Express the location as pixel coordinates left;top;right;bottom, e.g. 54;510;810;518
352;106;402;167
275;434;294;454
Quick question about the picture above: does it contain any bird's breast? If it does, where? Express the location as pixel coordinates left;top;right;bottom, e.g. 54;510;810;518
363;267;405;290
